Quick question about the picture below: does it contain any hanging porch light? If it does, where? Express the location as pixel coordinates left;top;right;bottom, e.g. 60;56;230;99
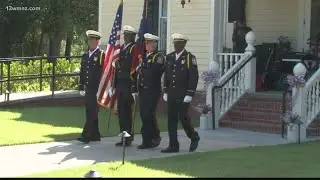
181;0;191;8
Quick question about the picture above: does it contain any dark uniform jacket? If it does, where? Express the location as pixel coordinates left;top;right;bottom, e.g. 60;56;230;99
137;51;165;91
114;42;137;92
79;48;105;91
163;50;199;99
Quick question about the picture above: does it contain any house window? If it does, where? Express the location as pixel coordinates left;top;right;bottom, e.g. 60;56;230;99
228;0;246;23
146;0;159;36
158;0;167;54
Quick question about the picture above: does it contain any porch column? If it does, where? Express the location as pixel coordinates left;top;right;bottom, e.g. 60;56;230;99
206;0;226;106
287;63;307;142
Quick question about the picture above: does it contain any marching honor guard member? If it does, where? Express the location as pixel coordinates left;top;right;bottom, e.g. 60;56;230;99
136;33;164;149
161;33;200;153
77;30;105;143
108;25;138;146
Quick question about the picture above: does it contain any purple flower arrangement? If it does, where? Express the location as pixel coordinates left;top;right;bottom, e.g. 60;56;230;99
287;75;306;88
201;69;220;89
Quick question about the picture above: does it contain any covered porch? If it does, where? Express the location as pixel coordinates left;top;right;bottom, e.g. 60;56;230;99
212;0;320;92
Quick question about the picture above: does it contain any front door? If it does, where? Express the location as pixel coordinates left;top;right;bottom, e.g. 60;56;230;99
298;0;320;53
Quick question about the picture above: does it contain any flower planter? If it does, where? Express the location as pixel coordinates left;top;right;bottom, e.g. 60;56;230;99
200;113;214;130
200;114;209;130
287;123;299;142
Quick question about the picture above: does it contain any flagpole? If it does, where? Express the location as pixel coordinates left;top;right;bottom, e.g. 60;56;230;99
131;0;148;135
105;0;123;133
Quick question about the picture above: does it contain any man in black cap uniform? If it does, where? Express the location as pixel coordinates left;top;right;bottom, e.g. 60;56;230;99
161;33;200;153
108;25;138;146
136;33;164;149
77;30;105;143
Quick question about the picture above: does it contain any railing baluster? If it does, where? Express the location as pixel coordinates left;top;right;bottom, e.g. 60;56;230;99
0;62;3;95
51;59;56;98
39;58;43;91
7;62;11;101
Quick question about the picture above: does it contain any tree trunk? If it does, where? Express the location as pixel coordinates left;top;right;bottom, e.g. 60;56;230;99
48;30;65;58
38;29;44;56
0;22;11;58
64;28;73;60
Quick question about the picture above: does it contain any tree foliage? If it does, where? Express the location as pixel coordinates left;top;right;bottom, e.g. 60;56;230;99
0;0;98;58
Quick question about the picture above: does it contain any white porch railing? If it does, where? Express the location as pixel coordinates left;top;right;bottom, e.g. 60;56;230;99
218;53;243;77
206;32;256;129
305;69;320;126
288;62;320;141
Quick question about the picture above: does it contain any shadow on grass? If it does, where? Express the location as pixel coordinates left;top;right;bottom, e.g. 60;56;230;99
2;103;199;142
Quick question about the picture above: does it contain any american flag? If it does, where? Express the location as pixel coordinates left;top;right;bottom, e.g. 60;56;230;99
97;0;123;112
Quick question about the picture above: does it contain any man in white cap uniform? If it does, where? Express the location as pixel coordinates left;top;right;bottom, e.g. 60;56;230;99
161;33;200;153
108;25;138;146
77;30;105;143
135;33;164;149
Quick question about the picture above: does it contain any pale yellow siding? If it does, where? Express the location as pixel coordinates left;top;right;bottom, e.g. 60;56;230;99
246;0;299;50
99;0;143;45
169;0;211;91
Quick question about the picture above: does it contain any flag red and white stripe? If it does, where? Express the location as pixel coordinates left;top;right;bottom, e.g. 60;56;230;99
97;1;123;113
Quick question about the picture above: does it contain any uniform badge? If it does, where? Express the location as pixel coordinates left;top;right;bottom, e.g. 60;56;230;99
181;60;185;64
156;56;164;64
192;57;197;65
94;56;98;61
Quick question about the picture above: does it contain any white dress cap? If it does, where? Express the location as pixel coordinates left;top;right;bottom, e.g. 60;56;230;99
123;25;138;34
171;33;189;42
144;33;160;41
86;30;102;39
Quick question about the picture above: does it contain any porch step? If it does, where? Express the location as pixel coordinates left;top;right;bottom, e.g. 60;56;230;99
219;91;320;136
220;120;284;134
224;111;281;125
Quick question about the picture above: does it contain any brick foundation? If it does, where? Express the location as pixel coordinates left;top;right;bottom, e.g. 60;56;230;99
220;92;320;137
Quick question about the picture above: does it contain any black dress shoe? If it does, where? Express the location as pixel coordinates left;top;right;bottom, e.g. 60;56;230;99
151;136;161;148
90;137;101;142
160;146;179;153
77;137;89;144
137;143;153;149
189;136;200;152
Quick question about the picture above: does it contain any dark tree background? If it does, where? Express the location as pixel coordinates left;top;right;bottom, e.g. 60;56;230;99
0;0;98;58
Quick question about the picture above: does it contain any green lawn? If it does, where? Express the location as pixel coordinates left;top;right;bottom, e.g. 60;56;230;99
24;140;320;178
0;106;199;146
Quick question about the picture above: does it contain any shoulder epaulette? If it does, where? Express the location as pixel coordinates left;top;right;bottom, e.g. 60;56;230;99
99;51;104;65
130;44;135;54
151;53;159;63
186;52;191;69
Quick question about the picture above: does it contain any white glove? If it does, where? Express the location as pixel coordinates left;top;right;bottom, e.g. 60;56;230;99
163;93;167;102
183;95;192;103
112;61;116;68
80;91;85;96
136;65;141;72
108;88;114;96
132;93;138;101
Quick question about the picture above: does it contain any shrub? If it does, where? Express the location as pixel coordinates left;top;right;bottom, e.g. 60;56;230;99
0;57;81;93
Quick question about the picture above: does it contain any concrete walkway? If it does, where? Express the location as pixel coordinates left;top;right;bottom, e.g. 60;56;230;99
0;90;80;104
0;128;290;177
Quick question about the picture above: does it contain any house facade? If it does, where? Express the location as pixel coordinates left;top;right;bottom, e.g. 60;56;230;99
99;0;319;90
99;0;320;140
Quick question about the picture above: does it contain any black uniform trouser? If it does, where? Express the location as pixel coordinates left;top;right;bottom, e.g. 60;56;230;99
82;87;100;139
117;81;134;138
167;90;198;146
139;87;161;144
